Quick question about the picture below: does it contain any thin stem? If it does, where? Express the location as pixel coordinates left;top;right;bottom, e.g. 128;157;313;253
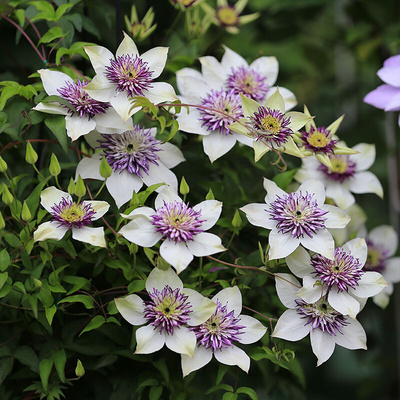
26;17;46;59
242;305;277;322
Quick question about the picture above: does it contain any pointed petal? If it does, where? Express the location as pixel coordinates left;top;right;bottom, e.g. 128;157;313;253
75;157;103;181
334;318;367;350
135;325;165;354
349;271;388;298
85;45;115;74
212;286;242;315
239;315;267;344
275;273;302;308
264;88;285;113
110;91;137;122
145;82;178;104
106;170;143;208
253;139;270;162
263;178;286;203
268;230;300;260
199;56;226;89
142;162;178;193
286;111;312;132
160;240;193;274
141;46;168;79
221;46;247;71
285;246;313;278
272;309;310;341
176;106;208;135
83;74;116;102
240;93;261;117
34;221;68;242
377;65;400;87
300;230;335;260
322;204;351;229
66;115;96;141
240;203;274;229
119;217;160;247
310;329;335;366
187;232;225;257
250;56;278;87
297;276;327;304
40;187;71;213
214;345;250;373
72;226;107;247
116;32;138;57
383;258;400;284
115;294;146;325
82;200;109;220
182;346;213;377
347;172;383;198
193;200;222;230
271;86;297;111
155;185;182;209
146;266;183;292
183;288;217;326
38;69;73;96
297;179;326;205
342;238;367;266
328;290;360;318
202;133;236;163
158;142;185;168
33;102;68;115
165;327;196;356
368;225;398;257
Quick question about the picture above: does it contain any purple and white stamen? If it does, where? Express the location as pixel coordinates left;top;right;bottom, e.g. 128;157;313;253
318;155;356;183
50;197;95;229
300;126;337;155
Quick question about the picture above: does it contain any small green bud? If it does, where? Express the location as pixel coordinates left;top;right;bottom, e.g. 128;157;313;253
21;200;32;222
179;176;190;196
67;178;76;195
99;157;112;179
205;188;215;200
0;211;5;229
0;156;7;173
49;153;61;177
75;175;86;197
130;191;140;208
33;277;42;288
231;209;242;230
75;359;85;378
2;184;13;205
25;141;38;165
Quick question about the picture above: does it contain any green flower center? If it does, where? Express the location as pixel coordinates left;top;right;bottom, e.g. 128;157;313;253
59;203;87;223
217;6;239;26
307;131;331;148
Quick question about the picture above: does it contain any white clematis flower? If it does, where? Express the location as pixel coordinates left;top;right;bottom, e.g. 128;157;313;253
119;186;226;274
272;273;367;366
115;267;217;356
240;178;350;261
33;186;109;247
83;32;178;122
181;286;267;376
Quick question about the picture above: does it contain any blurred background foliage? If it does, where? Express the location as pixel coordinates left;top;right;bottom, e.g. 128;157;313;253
0;0;399;399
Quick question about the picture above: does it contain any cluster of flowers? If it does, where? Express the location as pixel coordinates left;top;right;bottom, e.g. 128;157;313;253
32;32;399;370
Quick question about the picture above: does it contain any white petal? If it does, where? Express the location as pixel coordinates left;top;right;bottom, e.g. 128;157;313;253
38;69;73;96
373;291;390;309
250;56;278;87
271;86;297;111
176;107;208;135
285;245;313;278
106;170;143;208
65;115;96;141
187;232;225;257
165;327;196;356
297;276;327;304
160;240;193;274
83;74;116;102
240;203;275;230
342;238;367;266
155;186;182;209
351;143;376;171
94;107;134;134
121;206;155;220
199;56;226;89
368;225;398;257
214;345;250;373
158;142;185;168
347;171;383;198
326;183;355;209
119;217;161;247
72;226;107;248
275;273;302;308
221;46;247;71
268;230;300;260
310;329;335;366
82;200;109;220
33;102;68;115
194;200;222;230
146;266;183;292
85;45;115;74
145;82;178;104
40;187;71;213
212;286;242;315
323;204;351;229
75;157;103;181
34;221;68;242
334;318;367;350
263;178;286;203
142;162;178;193
116;32;138;58
135;325;165;354
182;288;217;326
297;179;326;205
176;72;209;103
115;294;146;325
349;271;388;298
110;91;138;122
383;258;400;283
181;346;213;377
272;309;310;341
328;290;360;318
202;133;236;163
239;315;267;344
300;230;335;260
141;46;168;79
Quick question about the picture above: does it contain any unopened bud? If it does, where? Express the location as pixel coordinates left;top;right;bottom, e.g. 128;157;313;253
205;189;215;200
25;142;38;165
99;157;112;179
0;211;5;229
75;359;85;378
67;178;76;195
75;175;86;197
2;184;13;205
21;200;32;222
49;154;61;177
33;277;42;288
179;176;190;196
0;156;7;173
232;209;242;230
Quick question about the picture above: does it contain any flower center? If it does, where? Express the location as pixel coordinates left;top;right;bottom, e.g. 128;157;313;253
226;67;269;101
151;201;205;242
318;155;356;182
216;5;239;26
57;79;110;119
268;191;328;239
295;298;348;335
198;89;243;135
251;106;292;146
312;247;364;291
300;126;336;154
98;126;161;177
173;0;196;6
105;55;153;96
50;197;95;229
364;240;388;273
191;301;245;351
144;286;193;334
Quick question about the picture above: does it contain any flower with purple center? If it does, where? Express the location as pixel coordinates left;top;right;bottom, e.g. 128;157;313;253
181;286;267;376
75;126;185;208
115;267;217;356
295;143;384;209
84;32;178;122
362;225;400;308
272;273;367;366
285;238;388;319
33;187;109;248
33;69;133;141
241;178;350;260
300;126;336;154
119;186;225;274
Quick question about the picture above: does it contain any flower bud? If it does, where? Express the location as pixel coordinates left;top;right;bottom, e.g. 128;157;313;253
67;178;76;195
75;175;86;197
231;209;242;230
0;156;7;173
25;142;38;165
75;359;85;378
49;153;61;177
0;211;5;229
33;277;42;288
2;184;13;205
99;157;112;179
179;176;190;196
21;200;32;222
205;188;215;200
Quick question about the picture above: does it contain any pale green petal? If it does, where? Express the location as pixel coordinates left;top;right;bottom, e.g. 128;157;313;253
263;88;285;112
240;93;260;117
286;111;313;132
115;294;146;326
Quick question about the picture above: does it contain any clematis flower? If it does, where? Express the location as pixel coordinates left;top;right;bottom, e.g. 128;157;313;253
285;238;388;319
240;178;350;260
33;69;133;141
119;186;226;273
33;187;109;247
115;267;217;356
294;143;383;209
364;54;400;126
181;286;267;376
83;32;178;122
229;90;312;161
272;273;367;366
75;125;185;208
362;225;400;308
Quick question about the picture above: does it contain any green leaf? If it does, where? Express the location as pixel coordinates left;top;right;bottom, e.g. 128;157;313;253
0;272;8;291
52;349;66;383
236;387;258;400
38;26;65;45
272;169;298;190
58;294;94;309
30;1;56;22
79;315;105;336
205;384;234;395
25;176;51;217
222;393;238;400
14;9;25;26
0;249;10;271
216;363;230;385
0;86;19;111
39;358;53;394
44;115;68;153
158;115;166;133
14;346;39;373
45;305;57;325
28;295;39;318
3;232;22;247
12;281;26;295
153;358;169;383
0;357;13;386
149;386;163;400
163;119;179;142
54;3;75;20
127;279;145;293
64;276;91;295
